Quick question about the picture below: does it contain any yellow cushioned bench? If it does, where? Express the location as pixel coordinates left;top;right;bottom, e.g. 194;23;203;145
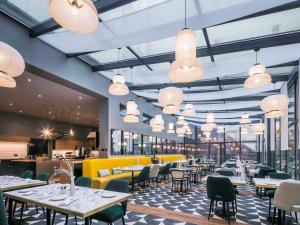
83;154;186;189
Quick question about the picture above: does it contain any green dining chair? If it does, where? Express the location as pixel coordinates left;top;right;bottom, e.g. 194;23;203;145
207;176;237;224
91;179;129;225
0;190;8;225
132;167;150;190
159;163;171;180
75;176;92;187
52;176;92;225
35;172;50;182
216;170;235;177
20;170;33;179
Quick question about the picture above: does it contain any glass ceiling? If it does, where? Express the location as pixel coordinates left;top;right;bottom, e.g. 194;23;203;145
1;0;298;124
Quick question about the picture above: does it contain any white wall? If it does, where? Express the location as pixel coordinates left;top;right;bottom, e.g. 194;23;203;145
280;83;289;151
0;142;28;159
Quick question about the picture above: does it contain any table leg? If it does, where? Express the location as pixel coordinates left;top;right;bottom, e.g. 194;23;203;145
46;208;51;225
131;171;134;191
85;217;90;225
8;198;13;225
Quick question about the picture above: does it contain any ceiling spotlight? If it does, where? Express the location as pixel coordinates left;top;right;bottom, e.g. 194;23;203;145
9;102;13;106
38;94;42;98
19;110;23;113
78;96;82;100
48;111;52;114
27;78;31;82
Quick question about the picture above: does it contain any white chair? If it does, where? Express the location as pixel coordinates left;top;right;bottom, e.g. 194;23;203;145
272;181;300;224
149;164;160;188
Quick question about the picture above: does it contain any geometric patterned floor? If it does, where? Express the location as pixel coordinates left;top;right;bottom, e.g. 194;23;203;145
12;180;299;225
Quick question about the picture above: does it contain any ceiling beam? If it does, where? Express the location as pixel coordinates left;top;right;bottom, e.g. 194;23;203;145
215;1;300;27
130;74;288;91
92;31;300;71
186;119;261;126
29;0;137;37
195;107;261;113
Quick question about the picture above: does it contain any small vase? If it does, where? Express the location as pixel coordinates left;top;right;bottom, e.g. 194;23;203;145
69;176;76;196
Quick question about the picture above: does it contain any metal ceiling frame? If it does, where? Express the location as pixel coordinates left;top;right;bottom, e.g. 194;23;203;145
129;74;288;91
92;31;300;71
28;0;138;37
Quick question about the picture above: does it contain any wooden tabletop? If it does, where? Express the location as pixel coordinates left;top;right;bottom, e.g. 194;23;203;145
252;178;287;188
4;184;132;218
0;176;47;191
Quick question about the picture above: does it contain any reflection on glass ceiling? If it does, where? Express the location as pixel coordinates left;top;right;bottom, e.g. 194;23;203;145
207;8;300;45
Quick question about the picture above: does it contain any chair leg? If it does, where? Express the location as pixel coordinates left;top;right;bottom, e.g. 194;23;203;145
208;200;213;220
19;202;24;225
122;216;126;225
272;207;276;225
282;211;286;225
65;214;68;225
42;207;46;217
35;205;39;214
13;201;17;216
268;198;272;217
235;198;237;212
232;201;235;215
295;212;298;223
52;211;56;225
227;202;231;225
75;216;78;225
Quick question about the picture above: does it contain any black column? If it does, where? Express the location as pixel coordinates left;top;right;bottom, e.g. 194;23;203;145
267;119;271;166
223;128;226;162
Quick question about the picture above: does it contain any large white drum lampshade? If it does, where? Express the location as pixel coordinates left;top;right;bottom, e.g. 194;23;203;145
260;94;288;118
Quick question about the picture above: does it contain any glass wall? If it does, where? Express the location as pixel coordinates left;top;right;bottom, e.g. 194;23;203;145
110;129;184;155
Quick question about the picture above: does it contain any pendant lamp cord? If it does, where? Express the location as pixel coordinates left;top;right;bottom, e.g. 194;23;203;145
117;48;120;74
255;50;258;64
130;66;133;100
184;0;187;28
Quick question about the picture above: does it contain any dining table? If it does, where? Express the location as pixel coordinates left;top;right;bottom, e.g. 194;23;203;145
0;175;47;191
4;184;132;225
252;178;300;189
119;165;144;191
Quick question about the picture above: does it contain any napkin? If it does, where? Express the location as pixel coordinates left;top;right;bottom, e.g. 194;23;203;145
58;198;79;206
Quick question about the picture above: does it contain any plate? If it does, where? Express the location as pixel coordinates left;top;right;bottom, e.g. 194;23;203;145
18;189;32;193
102;193;116;198
49;195;68;201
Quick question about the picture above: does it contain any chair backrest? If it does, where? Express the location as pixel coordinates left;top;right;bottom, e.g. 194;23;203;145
170;163;177;168
222;167;237;176
190;166;198;173
274;181;300;211
138;167;150;182
0;190;8;225
105;179;129;212
171;170;184;180
188;160;193;165
149;165;160;178
268;172;291;180
35;173;50;182
195;158;200;164
20;170;33;179
161;163;171;174
75;176;92;187
226;163;237;168
258;168;276;178
206;176;235;202
249;164;257;170
216;170;235;177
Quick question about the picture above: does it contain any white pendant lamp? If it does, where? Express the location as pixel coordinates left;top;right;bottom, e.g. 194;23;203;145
241;127;248;135
158;87;184;114
201;123;212;135
167;122;175;134
176;127;185;137
206;112;216;129
109;48;129;96
168;1;203;83
0;42;25;88
251;123;265;135
260;94;288;118
109;74;129;96
176;116;186;126
123;100;139;123
217;126;224;133
183;104;196;116
186;127;192;135
240;113;251;124
49;0;99;34
150;115;164;132
244;49;271;89
0;72;16;88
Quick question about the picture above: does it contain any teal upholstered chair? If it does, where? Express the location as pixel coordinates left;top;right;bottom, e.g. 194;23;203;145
159;163;171;180
170;163;177;169
133;167;150;190
20;170;33;179
91;179;129;225
266;172;291;217
35;173;50;182
207;176;236;224
0;190;8;225
52;176;92;225
75;176;92;187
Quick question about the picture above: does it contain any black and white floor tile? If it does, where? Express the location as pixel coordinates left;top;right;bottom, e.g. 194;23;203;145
11;181;298;225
